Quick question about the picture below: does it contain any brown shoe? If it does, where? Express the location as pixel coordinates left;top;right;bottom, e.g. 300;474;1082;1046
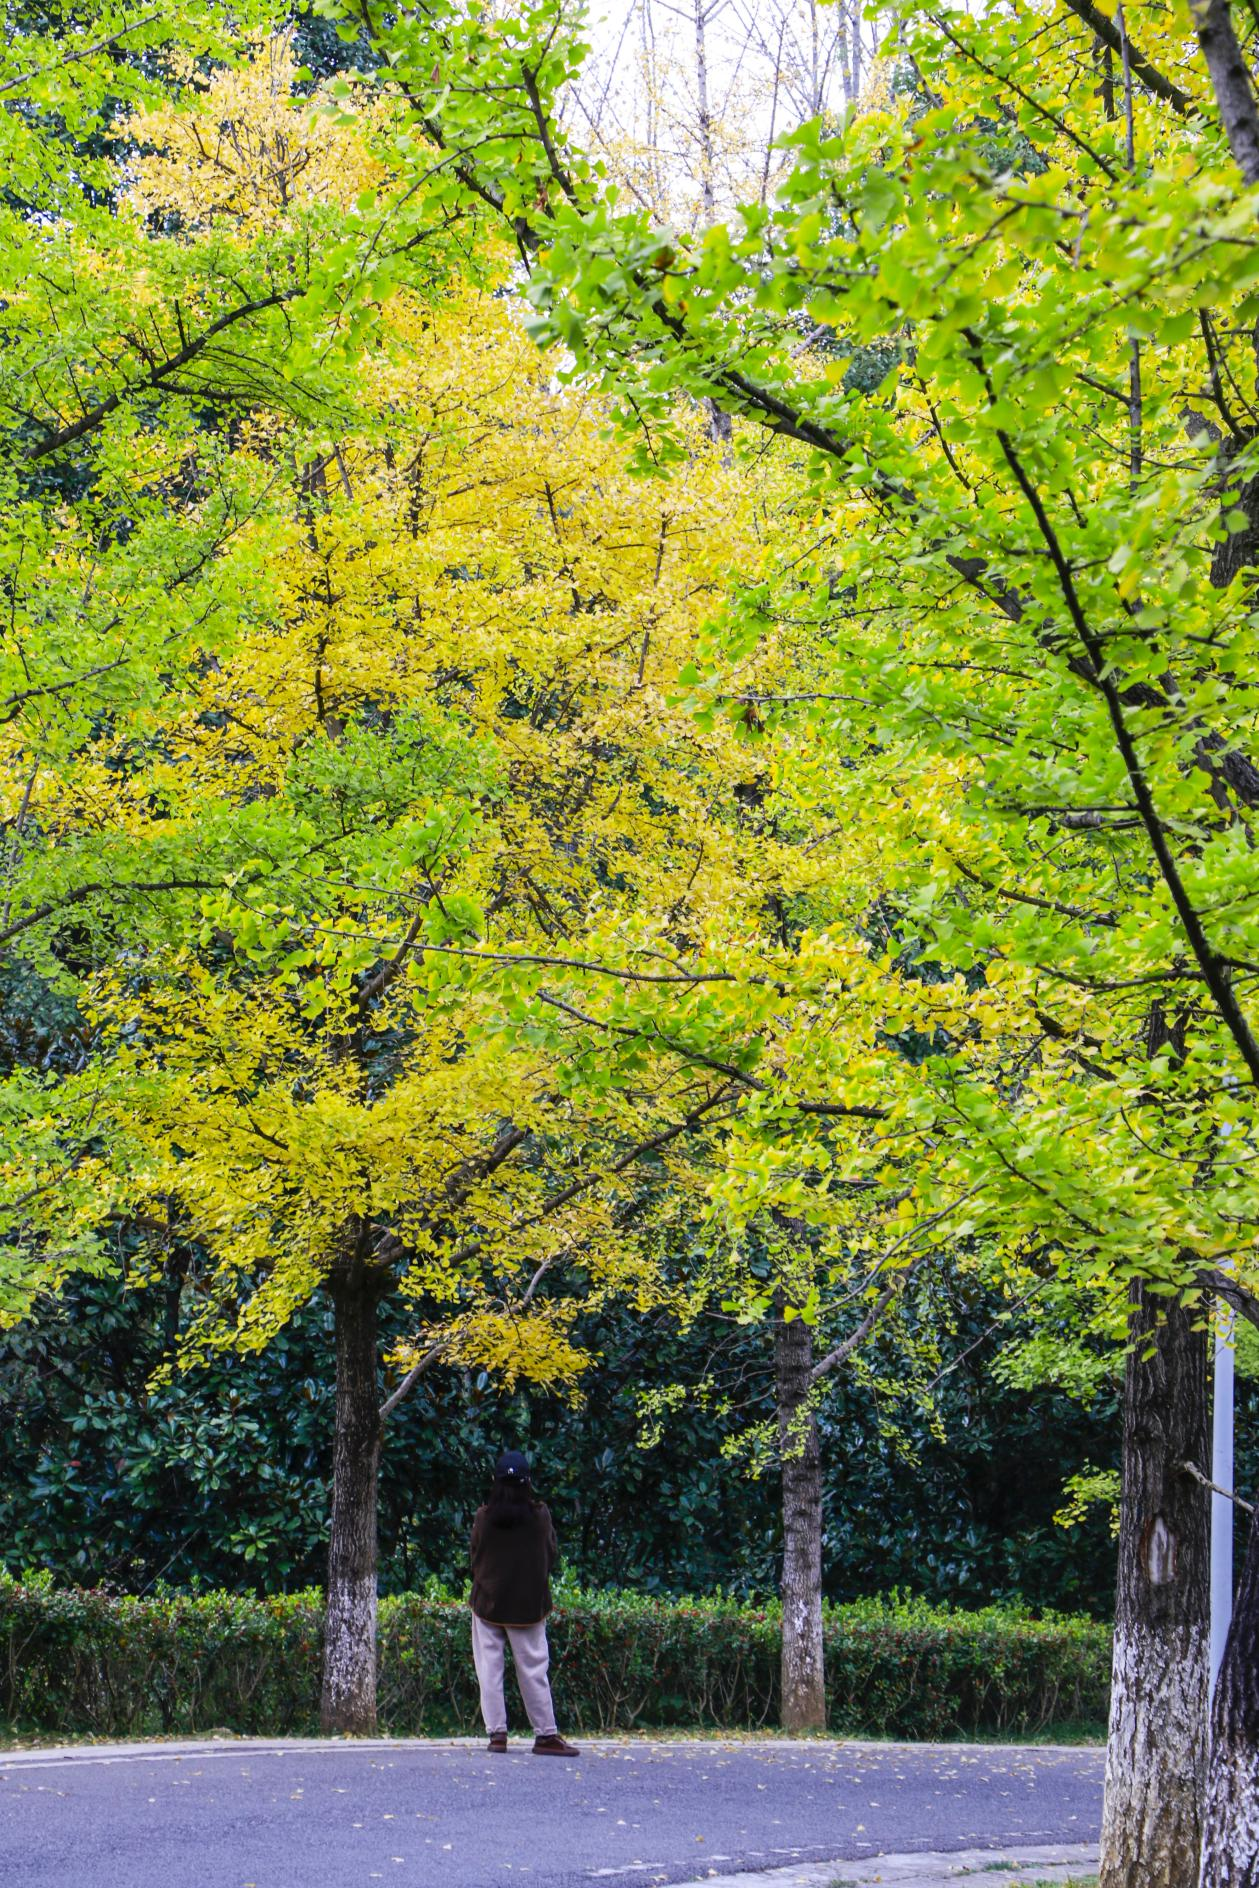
488;1731;508;1753
532;1733;579;1757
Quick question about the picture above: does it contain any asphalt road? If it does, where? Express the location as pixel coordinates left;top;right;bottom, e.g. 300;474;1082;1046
0;1739;1103;1888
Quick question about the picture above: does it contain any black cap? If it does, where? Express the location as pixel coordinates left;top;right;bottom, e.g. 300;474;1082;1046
495;1449;531;1482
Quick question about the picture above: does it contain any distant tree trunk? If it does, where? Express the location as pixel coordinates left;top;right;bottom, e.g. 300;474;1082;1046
693;0;716;226
1200;1504;1259;1885
1100;1282;1211;1888
690;0;732;450
320;1254;386;1736
161;1244;190;1358
775;1303;826;1732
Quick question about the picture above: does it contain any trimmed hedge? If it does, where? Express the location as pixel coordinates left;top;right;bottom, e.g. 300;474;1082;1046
0;1573;1110;1742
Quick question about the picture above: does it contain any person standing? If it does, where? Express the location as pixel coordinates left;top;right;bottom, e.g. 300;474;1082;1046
469;1450;579;1756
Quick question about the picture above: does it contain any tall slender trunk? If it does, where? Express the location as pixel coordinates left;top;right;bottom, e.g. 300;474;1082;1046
692;0;732;448
1201;1506;1259;1885
808;0;824;115
693;0;715;226
1100;1282;1211;1888
320;1259;385;1736
775;1304;826;1732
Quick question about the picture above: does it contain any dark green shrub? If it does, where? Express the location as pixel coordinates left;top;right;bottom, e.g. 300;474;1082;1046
0;1264;1130;1618
0;1573;1110;1742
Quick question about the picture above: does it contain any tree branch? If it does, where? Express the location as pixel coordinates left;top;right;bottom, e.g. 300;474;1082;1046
1181;1457;1255;1513
535;991;888;1121
25;289;300;463
948;851;1117;926
379;1340;446;1422
1059;0;1196;118
0;876;223;950
1201;1264;1259;1333
996;426;1259;1088
358;911;426;1011
418;940;764;985
377;1084;740;1420
809;1275;902;1383
0;13;159;97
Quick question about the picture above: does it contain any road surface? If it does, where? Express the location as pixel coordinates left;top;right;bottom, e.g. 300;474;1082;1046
0;1737;1103;1888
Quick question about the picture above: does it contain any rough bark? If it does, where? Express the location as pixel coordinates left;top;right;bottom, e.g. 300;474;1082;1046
775;1305;826;1733
1201;1505;1259;1885
320;1257;387;1736
1100;1283;1211;1888
1194;0;1259;186
1207;430;1259;591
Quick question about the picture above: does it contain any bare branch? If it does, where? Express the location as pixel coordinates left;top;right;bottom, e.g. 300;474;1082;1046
379;1340;446;1421
1181;1457;1255;1513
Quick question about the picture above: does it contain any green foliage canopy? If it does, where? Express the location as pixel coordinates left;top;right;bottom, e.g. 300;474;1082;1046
324;0;1259;1364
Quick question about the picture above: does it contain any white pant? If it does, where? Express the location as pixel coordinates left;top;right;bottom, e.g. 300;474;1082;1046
471;1614;557;1737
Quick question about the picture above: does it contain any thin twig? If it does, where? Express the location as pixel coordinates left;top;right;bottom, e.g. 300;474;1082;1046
1181;1458;1255;1514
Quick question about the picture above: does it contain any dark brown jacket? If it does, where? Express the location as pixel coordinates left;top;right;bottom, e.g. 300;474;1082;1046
470;1500;558;1625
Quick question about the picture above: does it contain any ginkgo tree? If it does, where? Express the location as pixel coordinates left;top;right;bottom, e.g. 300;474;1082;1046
324;0;1259;1877
1;18;464;1317
83;291;777;1732
0;35;818;1733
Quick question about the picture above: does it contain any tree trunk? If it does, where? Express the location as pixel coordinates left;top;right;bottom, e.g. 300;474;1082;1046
1200;1505;1259;1885
320;1261;385;1736
775;1304;826;1732
1100;1282;1211;1888
693;0;715;226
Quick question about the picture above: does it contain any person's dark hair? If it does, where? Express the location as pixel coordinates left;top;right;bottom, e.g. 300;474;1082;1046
487;1472;538;1529
487;1449;538;1528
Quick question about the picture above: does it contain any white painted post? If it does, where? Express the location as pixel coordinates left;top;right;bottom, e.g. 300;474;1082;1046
1210;1298;1236;1699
